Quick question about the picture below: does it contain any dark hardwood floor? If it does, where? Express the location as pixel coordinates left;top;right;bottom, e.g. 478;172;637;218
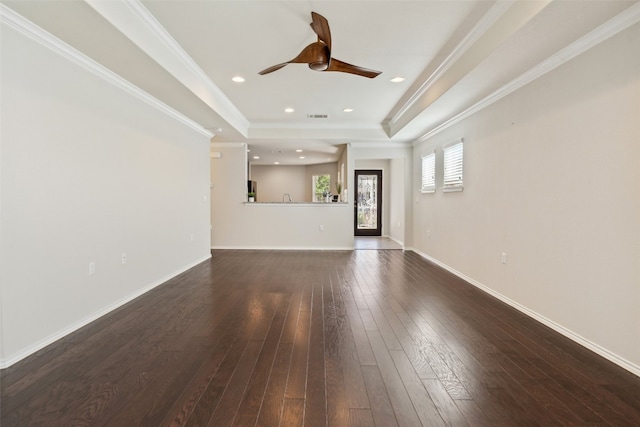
2;249;640;426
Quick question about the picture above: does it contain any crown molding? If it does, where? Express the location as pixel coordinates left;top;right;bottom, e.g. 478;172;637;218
386;1;513;132
248;125;388;141
415;1;640;145
349;141;412;150
0;4;214;139
391;1;511;123
85;0;250;137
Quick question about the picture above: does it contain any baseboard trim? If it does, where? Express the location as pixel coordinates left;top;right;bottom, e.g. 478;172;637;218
211;245;353;251
408;247;640;378
0;254;212;369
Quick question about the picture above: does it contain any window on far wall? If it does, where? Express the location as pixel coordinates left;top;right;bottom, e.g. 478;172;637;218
443;138;463;192
421;153;436;193
312;174;330;202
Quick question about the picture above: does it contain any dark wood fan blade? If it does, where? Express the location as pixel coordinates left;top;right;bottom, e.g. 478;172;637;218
258;63;288;75
310;12;331;50
258;43;330;75
290;42;330;70
326;58;381;78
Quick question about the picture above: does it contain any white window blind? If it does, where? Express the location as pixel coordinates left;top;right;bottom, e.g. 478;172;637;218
421;153;435;193
443;140;463;191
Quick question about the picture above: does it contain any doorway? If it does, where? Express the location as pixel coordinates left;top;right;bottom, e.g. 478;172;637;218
354;170;382;236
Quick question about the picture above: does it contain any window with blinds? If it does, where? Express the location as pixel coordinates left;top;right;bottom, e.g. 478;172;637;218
421;153;435;193
443;139;463;192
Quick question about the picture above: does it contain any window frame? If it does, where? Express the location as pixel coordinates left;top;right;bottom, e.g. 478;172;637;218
420;152;436;193
312;174;331;202
442;138;464;192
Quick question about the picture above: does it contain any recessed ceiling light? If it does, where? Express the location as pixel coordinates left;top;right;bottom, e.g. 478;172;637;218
343;108;354;113
296;149;303;153
390;77;405;83
232;76;245;83
284;108;295;113
299;156;305;159
274;161;280;165
253;156;260;160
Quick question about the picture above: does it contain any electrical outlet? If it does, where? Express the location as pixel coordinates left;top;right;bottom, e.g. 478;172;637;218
121;253;127;265
319;225;324;231
427;229;431;238
501;252;507;264
89;262;96;276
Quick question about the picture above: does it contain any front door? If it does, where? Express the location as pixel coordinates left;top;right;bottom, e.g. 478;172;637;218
354;170;382;236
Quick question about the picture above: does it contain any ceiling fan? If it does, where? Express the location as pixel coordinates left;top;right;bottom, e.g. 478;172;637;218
259;12;381;79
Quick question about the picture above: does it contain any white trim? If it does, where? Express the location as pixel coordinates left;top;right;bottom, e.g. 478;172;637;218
0;4;213;140
442;137;464;149
409;248;640;378
211;246;353;251
349;141;412;150
415;2;640;144
441;186;463;193
420;152;436;193
442;140;464;189
387;1;512;130
250;121;383;131
244;202;349;207
0;254;212;369
85;0;250;137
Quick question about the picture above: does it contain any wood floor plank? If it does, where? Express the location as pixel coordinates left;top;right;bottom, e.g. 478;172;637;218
254;342;293;427
361;365;399;427
367;330;422;427
206;296;279;426
363;295;403;350
303;280;328;427
3;250;640;427
330;271;371;409
371;290;438;380
323;273;351;427
349;408;375;427
160;352;226;427
280;398;304;427
232;295;292;426
183;319;263;426
421;379;469;427
389;350;446;427
342;290;376;366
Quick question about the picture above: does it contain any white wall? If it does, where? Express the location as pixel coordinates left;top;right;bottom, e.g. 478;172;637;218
337;148;348;201
0;21;211;367
389;158;406;244
411;23;640;373
351;145;412;246
250;162;340;203
211;145;352;249
250;165;307;202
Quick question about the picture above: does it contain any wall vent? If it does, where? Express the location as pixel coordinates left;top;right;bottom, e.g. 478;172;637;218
307;114;329;119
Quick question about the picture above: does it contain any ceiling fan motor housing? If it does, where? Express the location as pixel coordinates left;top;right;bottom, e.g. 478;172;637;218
259;12;380;78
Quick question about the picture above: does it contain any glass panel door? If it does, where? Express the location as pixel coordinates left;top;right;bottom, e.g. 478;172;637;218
354;170;382;236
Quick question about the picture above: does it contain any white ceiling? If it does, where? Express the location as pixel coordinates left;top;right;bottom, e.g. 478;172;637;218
3;0;638;165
